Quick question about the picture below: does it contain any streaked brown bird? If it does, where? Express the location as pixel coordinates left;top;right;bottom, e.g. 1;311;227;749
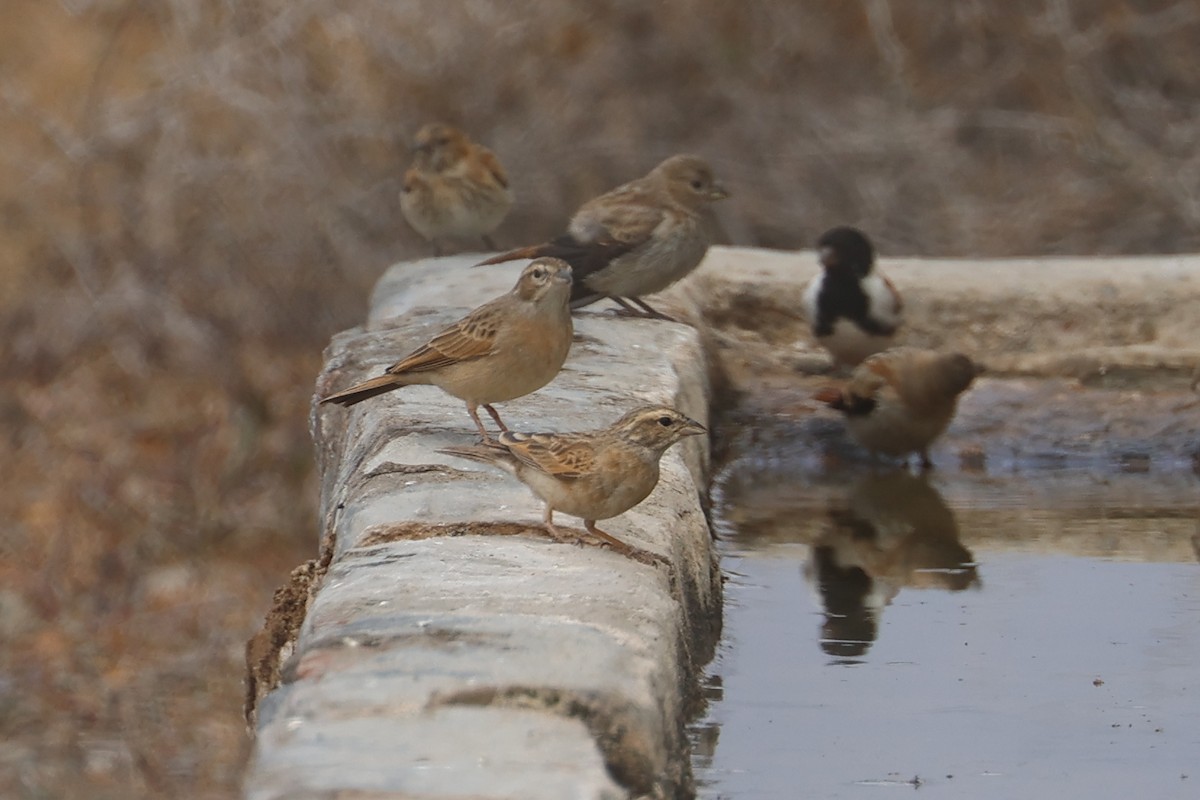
438;405;706;559
477;154;728;319
401;123;513;256
815;347;979;469
801;226;903;368
319;258;572;440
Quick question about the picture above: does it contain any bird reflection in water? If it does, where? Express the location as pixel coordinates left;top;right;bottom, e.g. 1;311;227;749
803;471;979;660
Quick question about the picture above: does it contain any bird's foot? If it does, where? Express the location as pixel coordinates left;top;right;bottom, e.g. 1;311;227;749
584;523;668;567
603;541;669;568
612;307;678;322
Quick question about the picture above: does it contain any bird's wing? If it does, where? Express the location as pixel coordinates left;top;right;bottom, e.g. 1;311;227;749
476;148;509;189
498;431;597;480
557;189;669;292
401;167;427;194
474;178;664;274
386;303;501;375
857;353;899;397
570;183;666;248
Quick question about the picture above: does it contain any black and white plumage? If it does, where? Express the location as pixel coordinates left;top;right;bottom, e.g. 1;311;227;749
801;227;903;368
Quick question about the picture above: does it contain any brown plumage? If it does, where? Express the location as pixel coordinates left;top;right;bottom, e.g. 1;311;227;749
477;154;728;319
319;258;573;440
817;347;980;469
438;405;706;559
400;123;513;256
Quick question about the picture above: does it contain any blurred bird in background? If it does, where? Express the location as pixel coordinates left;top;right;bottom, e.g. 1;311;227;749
802;226;903;369
477;154;728;320
815;347;979;469
401;123;514;256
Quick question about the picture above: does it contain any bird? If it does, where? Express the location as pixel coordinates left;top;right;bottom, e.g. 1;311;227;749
801;226;903;368
437;405;706;559
815;347;979;469
400;123;514;256
319;258;573;440
476;154;729;319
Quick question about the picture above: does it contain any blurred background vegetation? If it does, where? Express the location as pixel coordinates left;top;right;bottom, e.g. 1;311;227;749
2;0;1197;796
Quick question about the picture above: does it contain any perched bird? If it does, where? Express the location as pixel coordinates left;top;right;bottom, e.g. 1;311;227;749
801;226;903;368
438;405;706;559
477;154;729;319
400;123;514;256
815;347;979;469
319;258;572;440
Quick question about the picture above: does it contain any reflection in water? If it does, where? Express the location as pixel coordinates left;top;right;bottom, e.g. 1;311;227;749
695;385;1200;798
804;472;979;659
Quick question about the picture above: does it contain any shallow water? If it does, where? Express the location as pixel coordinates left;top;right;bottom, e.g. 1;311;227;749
692;436;1200;798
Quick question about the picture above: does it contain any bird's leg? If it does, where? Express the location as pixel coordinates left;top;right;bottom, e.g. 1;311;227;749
606;296;642;315
482;404;509;432
609;296;676;322
465;403;495;442
542;507;584;546
432;240;444;258
481;234;498;251
629;297;676;322
584;521;667;566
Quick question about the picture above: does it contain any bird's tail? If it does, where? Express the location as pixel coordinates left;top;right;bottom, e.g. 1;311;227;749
436;444;512;469
319;374;406;406
474;243;551;267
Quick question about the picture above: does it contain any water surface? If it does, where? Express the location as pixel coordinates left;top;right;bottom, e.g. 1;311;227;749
693;445;1200;799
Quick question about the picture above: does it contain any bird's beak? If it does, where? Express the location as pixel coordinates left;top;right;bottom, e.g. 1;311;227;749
681;418;708;437
818;246;836;267
708;182;730;201
554;267;573;285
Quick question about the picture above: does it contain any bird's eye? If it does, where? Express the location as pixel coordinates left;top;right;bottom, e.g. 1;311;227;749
532;267;546;280
657;416;675;427
690;179;704;190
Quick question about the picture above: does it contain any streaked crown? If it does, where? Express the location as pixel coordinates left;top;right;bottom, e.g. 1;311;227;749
514;257;573;304
412;123;470;171
611;405;707;452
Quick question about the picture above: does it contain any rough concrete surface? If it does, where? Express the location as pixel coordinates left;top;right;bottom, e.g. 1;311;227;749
665;245;1199;477
246;247;1199;799
245;254;720;800
667;246;1200;389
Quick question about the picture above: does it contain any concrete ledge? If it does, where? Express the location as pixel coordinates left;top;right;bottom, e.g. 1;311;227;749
245;255;720;799
668;246;1200;387
246;246;1199;798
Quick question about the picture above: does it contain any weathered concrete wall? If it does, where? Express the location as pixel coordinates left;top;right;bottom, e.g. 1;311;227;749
245;246;1199;799
245;254;721;800
667;247;1200;388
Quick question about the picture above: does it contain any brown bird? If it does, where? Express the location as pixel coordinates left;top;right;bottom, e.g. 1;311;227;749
801;226;903;368
400;123;514;256
438;405;706;558
476;154;729;319
815;347;979;469
319;258;573;440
